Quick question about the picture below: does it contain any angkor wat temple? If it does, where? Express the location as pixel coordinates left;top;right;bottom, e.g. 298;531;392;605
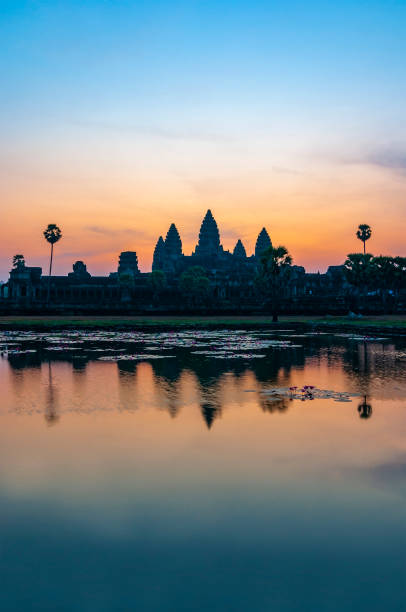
1;210;347;313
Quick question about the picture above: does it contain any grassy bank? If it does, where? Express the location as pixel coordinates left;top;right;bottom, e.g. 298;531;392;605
0;314;405;332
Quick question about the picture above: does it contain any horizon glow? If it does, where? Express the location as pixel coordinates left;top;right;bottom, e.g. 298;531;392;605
1;0;405;279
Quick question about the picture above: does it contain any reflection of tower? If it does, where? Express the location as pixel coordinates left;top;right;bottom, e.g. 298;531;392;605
188;360;223;429
357;395;373;419
201;403;218;429
150;359;184;419
45;361;59;425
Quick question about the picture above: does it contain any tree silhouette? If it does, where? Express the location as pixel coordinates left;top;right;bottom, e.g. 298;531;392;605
43;224;62;303
356;224;372;254
148;269;167;305
179;266;210;308
12;254;25;269
256;245;292;322
344;253;374;311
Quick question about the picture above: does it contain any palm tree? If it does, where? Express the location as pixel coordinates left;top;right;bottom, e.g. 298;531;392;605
344;253;374;311
12;254;25;269
257;245;292;322
43;224;62;303
356;224;372;254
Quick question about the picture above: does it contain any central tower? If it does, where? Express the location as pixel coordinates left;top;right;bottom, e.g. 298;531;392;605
194;210;222;257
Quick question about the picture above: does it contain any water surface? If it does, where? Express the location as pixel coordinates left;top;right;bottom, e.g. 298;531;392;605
1;329;405;611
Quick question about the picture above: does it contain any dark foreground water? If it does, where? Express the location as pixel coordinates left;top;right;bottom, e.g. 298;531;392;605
0;328;405;611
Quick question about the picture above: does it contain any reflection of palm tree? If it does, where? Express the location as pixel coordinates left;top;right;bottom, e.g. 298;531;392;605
357;395;372;419
45;361;59;425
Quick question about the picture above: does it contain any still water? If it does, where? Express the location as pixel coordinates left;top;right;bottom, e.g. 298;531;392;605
0;328;405;611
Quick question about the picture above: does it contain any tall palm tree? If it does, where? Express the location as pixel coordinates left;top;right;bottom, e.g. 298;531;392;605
43;224;62;302
344;252;374;311
257;245;292;322
356;224;372;254
12;254;25;269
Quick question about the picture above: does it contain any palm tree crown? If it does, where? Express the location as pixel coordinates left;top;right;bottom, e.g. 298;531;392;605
260;245;292;276
257;245;292;322
43;224;62;245
43;224;62;303
356;224;372;254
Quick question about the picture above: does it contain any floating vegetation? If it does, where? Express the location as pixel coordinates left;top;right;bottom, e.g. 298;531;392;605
335;334;389;342
191;351;266;359
98;354;176;362
0;329;400;374
248;386;361;402
44;346;78;351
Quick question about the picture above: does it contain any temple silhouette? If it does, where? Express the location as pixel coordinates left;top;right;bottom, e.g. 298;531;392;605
1;209;347;313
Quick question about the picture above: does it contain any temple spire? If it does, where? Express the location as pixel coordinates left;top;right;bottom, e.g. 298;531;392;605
152;236;165;271
255;227;272;258
233;239;247;258
164;224;182;258
194;209;221;257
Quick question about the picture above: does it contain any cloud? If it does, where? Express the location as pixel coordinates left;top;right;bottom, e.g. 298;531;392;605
72;119;234;144
366;149;406;172
271;165;305;176
84;225;151;239
335;146;406;175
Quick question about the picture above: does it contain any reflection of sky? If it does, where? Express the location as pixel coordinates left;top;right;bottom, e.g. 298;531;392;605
1;340;406;609
1;1;406;279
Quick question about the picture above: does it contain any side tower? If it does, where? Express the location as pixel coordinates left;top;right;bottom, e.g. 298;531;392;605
233;239;247;259
163;223;183;273
255;228;272;258
152;236;165;271
118;251;140;276
194;210;222;258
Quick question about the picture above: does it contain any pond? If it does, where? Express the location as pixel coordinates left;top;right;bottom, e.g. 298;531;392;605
0;328;405;611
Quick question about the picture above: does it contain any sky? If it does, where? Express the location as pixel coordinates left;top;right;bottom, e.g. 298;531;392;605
1;0;405;279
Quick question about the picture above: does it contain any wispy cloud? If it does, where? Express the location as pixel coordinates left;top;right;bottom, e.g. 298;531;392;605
72;119;234;144
271;165;305;176
335;145;406;175
366;148;406;172
84;225;151;239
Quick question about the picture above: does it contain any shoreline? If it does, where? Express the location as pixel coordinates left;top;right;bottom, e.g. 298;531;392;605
0;315;405;334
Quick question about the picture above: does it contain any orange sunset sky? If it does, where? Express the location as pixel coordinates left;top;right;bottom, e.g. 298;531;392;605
1;1;405;279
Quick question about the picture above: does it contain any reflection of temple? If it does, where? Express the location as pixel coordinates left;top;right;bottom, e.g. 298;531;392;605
1;209;347;313
150;357;224;428
148;350;309;428
6;334;395;426
4;339;310;427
